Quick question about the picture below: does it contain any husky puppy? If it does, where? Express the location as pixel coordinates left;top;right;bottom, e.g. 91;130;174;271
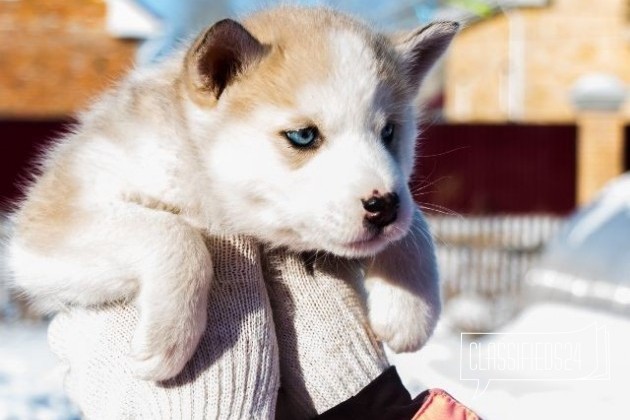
8;7;457;381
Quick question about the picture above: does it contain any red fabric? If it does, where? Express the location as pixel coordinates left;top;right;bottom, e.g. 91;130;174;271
412;389;481;420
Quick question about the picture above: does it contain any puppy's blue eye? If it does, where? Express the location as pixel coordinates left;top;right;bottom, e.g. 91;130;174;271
283;126;319;148
381;122;395;145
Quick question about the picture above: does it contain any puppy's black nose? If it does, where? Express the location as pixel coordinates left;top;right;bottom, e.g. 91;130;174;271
362;192;399;228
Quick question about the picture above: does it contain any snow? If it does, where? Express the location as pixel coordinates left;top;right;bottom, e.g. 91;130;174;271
389;302;630;420
0;322;79;420
540;174;630;285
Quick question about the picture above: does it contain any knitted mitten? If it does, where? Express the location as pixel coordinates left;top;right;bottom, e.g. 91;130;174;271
263;249;390;419
48;235;280;419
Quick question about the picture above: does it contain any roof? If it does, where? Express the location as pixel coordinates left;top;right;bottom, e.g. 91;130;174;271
435;0;550;25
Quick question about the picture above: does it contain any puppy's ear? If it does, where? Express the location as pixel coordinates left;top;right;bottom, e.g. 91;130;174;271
392;21;459;91
185;19;269;104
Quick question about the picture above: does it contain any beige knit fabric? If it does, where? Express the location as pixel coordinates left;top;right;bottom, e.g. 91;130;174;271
264;249;390;419
48;236;280;419
47;237;389;419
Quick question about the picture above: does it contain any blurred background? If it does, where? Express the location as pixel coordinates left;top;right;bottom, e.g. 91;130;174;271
1;0;629;419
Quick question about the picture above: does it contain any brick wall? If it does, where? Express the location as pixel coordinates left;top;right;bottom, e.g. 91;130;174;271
444;0;630;123
0;0;137;118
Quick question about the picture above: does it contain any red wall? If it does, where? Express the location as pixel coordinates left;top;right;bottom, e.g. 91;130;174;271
411;124;577;215
1;120;73;210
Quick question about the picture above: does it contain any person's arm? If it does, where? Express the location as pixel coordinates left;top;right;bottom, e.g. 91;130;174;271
263;248;390;419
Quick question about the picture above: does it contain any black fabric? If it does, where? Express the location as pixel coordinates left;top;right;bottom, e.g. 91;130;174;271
314;366;430;420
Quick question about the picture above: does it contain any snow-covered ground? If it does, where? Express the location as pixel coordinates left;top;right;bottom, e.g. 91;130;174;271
390;302;630;420
0;323;79;420
2;302;628;419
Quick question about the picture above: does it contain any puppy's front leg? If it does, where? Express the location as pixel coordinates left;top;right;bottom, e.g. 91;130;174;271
120;207;213;381
365;207;440;352
11;202;212;380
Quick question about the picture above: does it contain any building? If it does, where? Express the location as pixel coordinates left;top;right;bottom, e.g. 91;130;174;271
440;0;630;207
445;0;630;123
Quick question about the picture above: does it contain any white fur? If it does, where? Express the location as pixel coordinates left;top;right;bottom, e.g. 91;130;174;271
8;10;456;380
198;30;416;255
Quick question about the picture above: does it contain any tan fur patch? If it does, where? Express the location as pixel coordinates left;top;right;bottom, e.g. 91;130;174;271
224;8;410;169
14;154;84;253
226;9;337;113
236;8;414;106
179;7;417;170
124;193;182;215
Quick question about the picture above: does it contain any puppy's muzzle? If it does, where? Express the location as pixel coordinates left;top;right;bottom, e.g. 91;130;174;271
362;192;399;228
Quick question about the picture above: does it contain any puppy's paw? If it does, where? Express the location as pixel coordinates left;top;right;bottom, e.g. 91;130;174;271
129;308;207;381
129;349;189;382
367;280;439;353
